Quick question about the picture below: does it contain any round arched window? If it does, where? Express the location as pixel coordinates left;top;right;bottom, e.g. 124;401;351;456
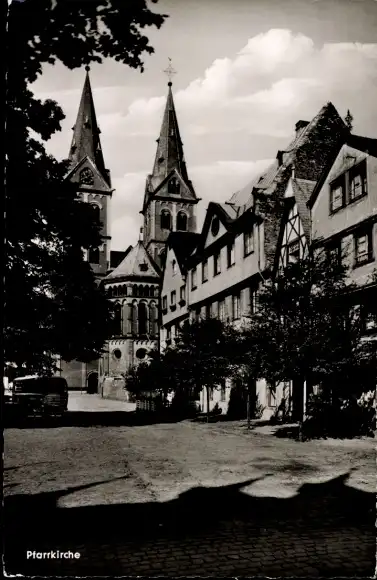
211;217;219;236
112;349;122;360
136;348;147;359
79;167;94;186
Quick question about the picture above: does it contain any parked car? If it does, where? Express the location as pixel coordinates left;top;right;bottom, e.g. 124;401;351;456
12;375;68;417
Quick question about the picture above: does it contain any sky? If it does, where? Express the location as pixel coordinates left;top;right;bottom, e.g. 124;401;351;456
32;0;377;251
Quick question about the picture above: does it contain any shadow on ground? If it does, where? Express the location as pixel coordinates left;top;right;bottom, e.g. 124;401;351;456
4;470;375;577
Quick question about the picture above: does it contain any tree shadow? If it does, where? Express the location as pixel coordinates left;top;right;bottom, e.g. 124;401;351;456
4;471;375;577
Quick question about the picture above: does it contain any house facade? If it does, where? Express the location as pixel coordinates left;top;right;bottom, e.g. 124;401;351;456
160;102;352;419
308;134;377;336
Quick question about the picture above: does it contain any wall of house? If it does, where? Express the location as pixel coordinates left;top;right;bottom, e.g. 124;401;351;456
311;148;377;286
189;222;264;309
161;246;189;328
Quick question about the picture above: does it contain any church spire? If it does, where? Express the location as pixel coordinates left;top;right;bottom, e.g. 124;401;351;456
68;66;107;182
151;66;189;183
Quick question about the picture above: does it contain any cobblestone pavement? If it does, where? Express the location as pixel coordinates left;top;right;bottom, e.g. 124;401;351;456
4;393;375;577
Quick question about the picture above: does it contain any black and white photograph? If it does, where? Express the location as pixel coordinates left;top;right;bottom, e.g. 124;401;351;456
4;0;377;576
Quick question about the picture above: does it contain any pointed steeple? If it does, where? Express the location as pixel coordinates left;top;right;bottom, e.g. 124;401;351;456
152;82;189;182
68;66;108;183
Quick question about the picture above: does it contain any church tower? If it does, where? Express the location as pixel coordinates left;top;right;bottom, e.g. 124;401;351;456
141;68;199;268
66;65;113;279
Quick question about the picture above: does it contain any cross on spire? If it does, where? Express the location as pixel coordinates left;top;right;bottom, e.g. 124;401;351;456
163;57;176;86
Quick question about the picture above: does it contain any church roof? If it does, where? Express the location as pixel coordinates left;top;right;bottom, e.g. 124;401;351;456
68;68;110;185
105;241;160;281
142;83;197;211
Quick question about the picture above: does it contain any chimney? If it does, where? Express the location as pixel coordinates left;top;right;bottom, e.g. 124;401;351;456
295;120;309;136
139;227;144;242
276;150;284;166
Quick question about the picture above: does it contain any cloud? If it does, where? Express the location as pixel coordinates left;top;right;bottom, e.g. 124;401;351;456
32;28;377;251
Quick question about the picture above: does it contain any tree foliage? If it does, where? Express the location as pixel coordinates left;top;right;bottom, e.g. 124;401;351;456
5;0;167;374
242;249;376;395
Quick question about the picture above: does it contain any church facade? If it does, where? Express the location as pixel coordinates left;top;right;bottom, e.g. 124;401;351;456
60;67;198;395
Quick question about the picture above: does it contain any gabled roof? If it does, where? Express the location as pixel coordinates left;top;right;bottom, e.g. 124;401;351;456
109;247;132;270
68;68;110;186
308;133;377;209
65;155;112;193
105;241;160;281
166;232;201;275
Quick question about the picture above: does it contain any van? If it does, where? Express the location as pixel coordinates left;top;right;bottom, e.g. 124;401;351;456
12;376;68;417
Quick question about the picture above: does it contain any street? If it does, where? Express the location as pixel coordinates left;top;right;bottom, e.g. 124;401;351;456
4;392;375;577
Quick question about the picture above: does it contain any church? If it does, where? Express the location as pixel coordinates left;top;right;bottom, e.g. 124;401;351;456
60;65;199;396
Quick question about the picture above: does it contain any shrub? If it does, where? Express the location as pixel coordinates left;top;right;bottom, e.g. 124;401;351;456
302;389;376;439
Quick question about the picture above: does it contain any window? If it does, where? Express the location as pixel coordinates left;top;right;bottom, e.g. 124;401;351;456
177;211;187;231
180;285;186;303
149;303;158;336
136;348;147;359
219;299;226;322
330;175;346;213
168;177;180;194
170;290;176;307
166;327;171;342
112;349;122;360
220;381;226;402
88;247;100;264
267;384;276;407
354;229;373;267
211;217;220;237
90;204;101;225
227;241;235;268
287;240;300;264
202;259;208;283
191;267;197;290
160;209;171;230
327;241;342;266
214;251;221;276
112;303;122;335
363;305;377;333
138;302;148;335
232;293;241;320
162;295;168;311
172;259;177;275
205;304;211;319
349;160;367;202
244;228;254;256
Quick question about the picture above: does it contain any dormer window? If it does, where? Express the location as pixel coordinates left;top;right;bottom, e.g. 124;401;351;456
349;160;367;202
330;174;346;213
139;262;148;272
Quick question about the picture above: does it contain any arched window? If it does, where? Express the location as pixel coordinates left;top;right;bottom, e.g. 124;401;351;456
138;302;148;335
88;247;100;264
160;209;171;230
90;204;101;225
132;285;137;297
113;302;122;336
168;177;180;194
131;301;138;335
177;211;188;231
79;167;94;186
126;303;133;334
149;302;158;336
149;286;154;297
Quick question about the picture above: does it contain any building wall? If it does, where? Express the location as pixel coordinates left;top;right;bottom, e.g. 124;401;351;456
161;246;189;328
189;222;264;308
311;147;377;286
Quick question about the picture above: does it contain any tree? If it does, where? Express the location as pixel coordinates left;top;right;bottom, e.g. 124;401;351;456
242;248;376;428
5;1;167;374
170;317;236;421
